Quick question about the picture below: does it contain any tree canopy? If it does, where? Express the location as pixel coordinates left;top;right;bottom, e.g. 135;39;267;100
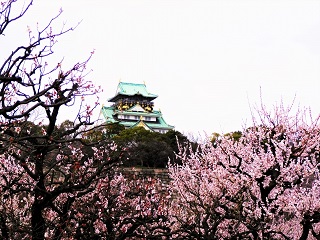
2;1;320;239
0;1;169;239
168;105;320;239
112;127;192;168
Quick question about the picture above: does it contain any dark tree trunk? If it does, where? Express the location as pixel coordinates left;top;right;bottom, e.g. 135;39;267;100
299;219;310;240
0;214;9;239
31;202;45;240
32;179;46;240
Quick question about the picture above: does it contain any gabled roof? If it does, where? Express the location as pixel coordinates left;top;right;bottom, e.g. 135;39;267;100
128;104;146;112
131;120;154;131
108;82;158;102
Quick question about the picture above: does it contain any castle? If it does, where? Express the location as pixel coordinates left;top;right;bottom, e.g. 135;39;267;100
101;82;174;133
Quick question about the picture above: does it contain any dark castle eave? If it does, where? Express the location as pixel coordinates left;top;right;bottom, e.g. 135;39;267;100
108;93;157;102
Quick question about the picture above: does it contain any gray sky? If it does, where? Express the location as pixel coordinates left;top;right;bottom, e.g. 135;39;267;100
4;0;320;135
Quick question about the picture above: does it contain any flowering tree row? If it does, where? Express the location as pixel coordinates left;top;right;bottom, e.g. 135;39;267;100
168;105;320;239
2;1;320;239
0;1;169;239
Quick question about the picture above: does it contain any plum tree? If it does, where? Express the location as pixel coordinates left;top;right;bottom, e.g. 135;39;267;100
168;104;320;239
0;1;169;239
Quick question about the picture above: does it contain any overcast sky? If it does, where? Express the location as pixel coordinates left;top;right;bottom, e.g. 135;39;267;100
5;0;320;135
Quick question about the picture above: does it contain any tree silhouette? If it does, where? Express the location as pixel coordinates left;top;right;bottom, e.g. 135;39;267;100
168;104;320;239
0;1;169;239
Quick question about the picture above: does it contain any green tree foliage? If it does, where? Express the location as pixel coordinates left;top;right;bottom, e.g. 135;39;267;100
224;130;242;141
211;131;242;146
112;127;192;168
83;123;125;143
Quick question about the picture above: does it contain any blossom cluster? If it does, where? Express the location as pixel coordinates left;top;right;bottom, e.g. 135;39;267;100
168;105;320;239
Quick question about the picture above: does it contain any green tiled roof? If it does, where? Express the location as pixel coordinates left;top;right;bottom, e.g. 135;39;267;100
101;106;117;124
114;110;161;118
119;119;173;130
109;82;158;102
152;111;174;129
101;106;174;130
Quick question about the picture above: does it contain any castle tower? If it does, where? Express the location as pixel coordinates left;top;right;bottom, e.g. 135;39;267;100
101;82;174;133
